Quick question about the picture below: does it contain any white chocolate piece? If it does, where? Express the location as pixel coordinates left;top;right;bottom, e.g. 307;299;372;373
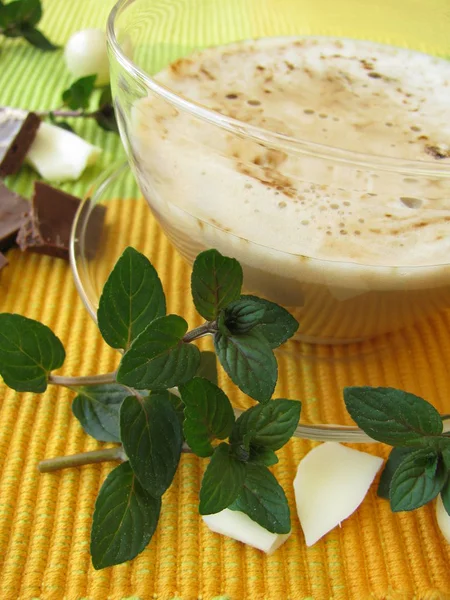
26;122;101;182
64;29;110;86
202;508;291;554
436;494;450;543
294;442;383;546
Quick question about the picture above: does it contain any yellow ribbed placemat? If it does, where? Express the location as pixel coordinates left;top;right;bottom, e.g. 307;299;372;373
1;1;450;599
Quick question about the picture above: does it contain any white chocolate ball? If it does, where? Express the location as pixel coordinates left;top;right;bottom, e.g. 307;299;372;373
64;29;110;86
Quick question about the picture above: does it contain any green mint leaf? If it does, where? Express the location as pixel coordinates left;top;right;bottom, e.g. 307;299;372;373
0;0;41;33
1;26;25;38
230;398;301;450
95;104;119;133
441;479;450;516
241;295;299;348
214;328;277;403
15;0;41;25
62;75;97;110
425;453;439;479
72;384;129;442
167;390;184;425
222;299;266;335
98;247;166;350
216;310;230;336
195;350;218;385
0;314;65;392
99;86;112;106
229;464;290;533
199;443;246;514
377;447;414;499
120;391;182;496
389;448;446;512
248;446;279;466
90;461;161;570
94;86;118;133
442;446;450;470
117;315;200;390
191;249;243;321
179;377;235;457
22;27;58;50
344;387;443;446
99;86;113;106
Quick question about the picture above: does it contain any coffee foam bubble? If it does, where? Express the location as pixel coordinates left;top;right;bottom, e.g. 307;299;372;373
131;36;450;269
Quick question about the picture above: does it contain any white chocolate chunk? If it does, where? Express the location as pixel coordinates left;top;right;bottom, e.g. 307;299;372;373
294;442;383;546
26;122;101;182
436;495;450;543
202;508;290;554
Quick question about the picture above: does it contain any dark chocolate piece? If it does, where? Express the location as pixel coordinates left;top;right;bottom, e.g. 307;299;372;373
0;107;41;177
0;252;7;272
0;181;29;251
17;181;105;260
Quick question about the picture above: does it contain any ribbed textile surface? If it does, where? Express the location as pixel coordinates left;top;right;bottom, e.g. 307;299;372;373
1;1;450;598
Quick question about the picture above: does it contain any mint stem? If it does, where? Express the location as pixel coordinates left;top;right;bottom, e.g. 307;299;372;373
38;109;99;119
38;446;127;473
183;322;216;343
48;371;117;388
38;442;192;473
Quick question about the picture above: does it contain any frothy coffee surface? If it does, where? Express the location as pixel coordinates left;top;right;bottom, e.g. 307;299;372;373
132;37;450;267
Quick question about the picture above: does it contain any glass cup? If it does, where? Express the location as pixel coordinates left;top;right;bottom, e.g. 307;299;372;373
106;0;450;344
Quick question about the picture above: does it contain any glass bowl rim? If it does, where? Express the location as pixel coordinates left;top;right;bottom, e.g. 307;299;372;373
69;162;450;443
106;0;450;178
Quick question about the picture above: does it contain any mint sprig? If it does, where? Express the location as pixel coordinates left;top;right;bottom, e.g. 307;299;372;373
0;246;301;569
1;1;119;138
344;386;450;513
0;0;58;51
44;77;119;134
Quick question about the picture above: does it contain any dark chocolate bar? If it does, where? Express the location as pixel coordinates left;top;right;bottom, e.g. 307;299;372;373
0;107;41;177
0;181;29;251
17;181;105;260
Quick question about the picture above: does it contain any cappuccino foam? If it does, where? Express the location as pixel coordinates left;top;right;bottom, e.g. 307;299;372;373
131;37;450;270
